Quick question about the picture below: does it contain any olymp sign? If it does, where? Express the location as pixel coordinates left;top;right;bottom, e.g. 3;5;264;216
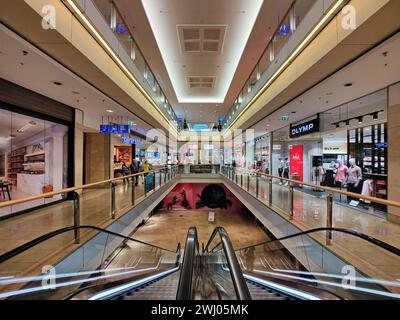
290;118;319;138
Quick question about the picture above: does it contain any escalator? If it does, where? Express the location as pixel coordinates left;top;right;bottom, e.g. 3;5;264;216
0;225;399;300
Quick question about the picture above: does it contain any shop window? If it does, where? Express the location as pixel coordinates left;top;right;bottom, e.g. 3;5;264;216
0;107;69;217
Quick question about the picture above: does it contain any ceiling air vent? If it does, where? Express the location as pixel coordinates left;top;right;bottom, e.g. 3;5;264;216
187;76;216;89
178;25;226;54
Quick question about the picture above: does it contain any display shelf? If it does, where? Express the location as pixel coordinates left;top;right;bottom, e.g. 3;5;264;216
6;147;28;186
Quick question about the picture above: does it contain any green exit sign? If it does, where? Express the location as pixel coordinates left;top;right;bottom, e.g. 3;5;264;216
128;121;136;126
281;115;289;121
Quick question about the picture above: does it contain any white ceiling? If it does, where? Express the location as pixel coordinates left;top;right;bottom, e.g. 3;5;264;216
141;0;263;104
249;31;400;138
0;24;152;136
116;0;291;122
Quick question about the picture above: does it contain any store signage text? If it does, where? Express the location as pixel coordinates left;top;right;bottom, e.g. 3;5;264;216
120;135;144;145
100;124;130;134
290;118;319;138
375;143;387;148
323;142;347;155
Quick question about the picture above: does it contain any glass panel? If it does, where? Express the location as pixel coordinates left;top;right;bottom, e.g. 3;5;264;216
115;12;132;56
92;0;113;27
259;44;273;77
205;243;237;299
44;121;69;205
237;229;400;300
293;0;317;29
11;113;45;211
0;228;179;300
272;14;292;60
80;182;111;226
0;108;11;217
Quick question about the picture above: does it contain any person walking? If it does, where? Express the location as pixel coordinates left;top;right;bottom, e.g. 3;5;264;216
130;159;140;186
121;162;130;184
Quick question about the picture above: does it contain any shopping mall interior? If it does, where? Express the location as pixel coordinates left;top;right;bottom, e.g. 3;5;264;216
0;0;400;304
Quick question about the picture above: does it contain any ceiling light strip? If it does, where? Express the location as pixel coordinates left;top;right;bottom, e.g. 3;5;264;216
65;0;177;135
227;0;346;130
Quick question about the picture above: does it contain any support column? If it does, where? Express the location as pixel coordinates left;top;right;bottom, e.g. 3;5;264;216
388;83;400;224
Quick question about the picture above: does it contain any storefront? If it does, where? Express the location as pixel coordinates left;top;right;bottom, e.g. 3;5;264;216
111;133;145;178
0;80;74;217
178;141;223;165
254;133;271;173
270;88;388;214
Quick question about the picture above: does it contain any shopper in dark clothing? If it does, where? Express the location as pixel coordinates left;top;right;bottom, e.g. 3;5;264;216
130;159;140;186
121;162;130;184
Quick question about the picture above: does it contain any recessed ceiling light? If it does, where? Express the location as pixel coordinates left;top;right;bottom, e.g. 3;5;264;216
52;81;62;86
106;109;114;113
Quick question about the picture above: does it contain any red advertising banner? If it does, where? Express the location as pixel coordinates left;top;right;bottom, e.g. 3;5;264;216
289;145;303;182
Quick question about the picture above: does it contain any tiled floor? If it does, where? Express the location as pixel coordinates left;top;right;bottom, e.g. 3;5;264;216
0;181;155;281
1;172;400;293
227;173;400;287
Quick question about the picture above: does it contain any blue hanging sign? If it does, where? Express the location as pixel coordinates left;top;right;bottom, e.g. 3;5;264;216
278;23;291;36
100;124;130;134
120;135;144;145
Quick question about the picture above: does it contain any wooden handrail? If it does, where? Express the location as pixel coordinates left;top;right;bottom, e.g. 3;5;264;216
0;165;178;209
224;167;400;208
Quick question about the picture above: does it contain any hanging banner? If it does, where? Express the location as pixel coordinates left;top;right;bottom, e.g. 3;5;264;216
289;145;303;182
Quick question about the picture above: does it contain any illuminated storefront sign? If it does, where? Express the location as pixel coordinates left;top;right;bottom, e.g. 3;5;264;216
120;135;144;145
100;124;129;134
290;117;319;138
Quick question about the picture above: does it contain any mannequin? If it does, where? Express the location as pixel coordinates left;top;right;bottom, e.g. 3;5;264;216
313;161;325;188
278;159;284;185
283;158;290;186
334;159;348;188
346;158;363;202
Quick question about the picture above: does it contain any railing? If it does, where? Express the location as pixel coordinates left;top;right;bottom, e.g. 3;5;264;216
0;165;179;244
220;165;400;244
204;227;252;300
0;225;181;300
223;0;347;130
176;227;199;300
69;0;180;129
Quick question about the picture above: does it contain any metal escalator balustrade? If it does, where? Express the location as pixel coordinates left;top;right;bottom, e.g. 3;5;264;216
235;228;400;300
0;226;181;300
1;221;398;300
220;165;400;297
0;165;179;248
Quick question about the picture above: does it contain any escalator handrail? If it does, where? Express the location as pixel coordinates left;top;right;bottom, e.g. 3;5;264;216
235;227;400;256
0;225;180;264
204;227;252;300
176;227;199;300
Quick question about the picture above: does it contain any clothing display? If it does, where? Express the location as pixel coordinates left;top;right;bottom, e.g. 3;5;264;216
361;179;374;203
335;164;348;184
347;164;363;202
312;166;325;183
347;165;362;184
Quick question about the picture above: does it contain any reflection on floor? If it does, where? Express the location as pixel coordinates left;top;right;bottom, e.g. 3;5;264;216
232;175;400;287
0;181;149;278
132;210;270;252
